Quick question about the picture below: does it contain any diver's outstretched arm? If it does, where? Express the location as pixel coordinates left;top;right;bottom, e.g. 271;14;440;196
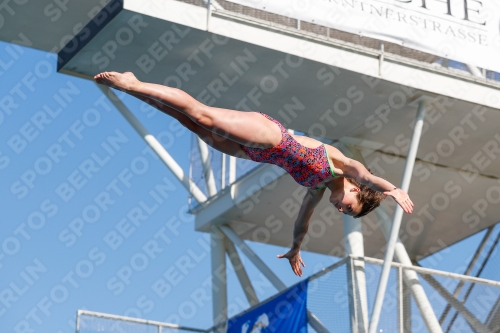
324;145;413;213
343;158;414;214
277;188;325;276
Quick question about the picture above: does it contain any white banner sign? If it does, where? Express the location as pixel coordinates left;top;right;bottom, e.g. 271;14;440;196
225;0;500;73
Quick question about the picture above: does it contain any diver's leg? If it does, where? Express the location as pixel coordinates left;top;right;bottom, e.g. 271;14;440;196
128;91;249;158
95;71;281;148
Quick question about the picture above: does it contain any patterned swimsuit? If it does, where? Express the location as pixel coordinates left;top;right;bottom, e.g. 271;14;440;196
241;113;336;190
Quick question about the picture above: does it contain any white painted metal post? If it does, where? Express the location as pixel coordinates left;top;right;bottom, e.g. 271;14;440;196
348;257;359;333
196;136;217;196
77;309;206;332
98;86;207;203
466;64;484;78
221;153;226;189
225;240;259;305
397;266;403;333
376;207;443;333
379;43;385;76
229;156;237;184
76;310;81;333
211;229;227;333
343;216;364;262
402;282;412;333
344;215;368;333
206;0;212;31
369;99;428;333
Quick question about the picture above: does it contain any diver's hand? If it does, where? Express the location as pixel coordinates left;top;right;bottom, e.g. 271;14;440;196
384;188;414;214
277;249;305;276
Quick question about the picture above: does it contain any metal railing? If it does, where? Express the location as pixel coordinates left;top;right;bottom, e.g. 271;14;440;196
76;254;500;333
303;256;500;333
76;310;210;333
176;0;500;82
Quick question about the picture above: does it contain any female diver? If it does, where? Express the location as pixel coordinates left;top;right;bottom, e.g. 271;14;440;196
94;71;414;276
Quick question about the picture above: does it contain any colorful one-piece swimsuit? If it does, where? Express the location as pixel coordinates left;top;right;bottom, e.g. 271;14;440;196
241;113;336;190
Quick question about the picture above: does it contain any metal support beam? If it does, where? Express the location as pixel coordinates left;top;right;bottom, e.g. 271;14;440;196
196;136;217;196
445;229;500;332
402;280;412;333
439;226;495;324
98;86;207;203
359;256;500;287
221;154;226;189
225;240;259;306
369;99;428;333
340;145;369;333
76;310;81;333
206;0;212;31
485;297;500;329
348;257;359;333
219;225;330;333
397;267;404;333
307;312;330;333
204;0;224;31
379;43;384;76
344;215;368;333
201;0;224;10
77;310;206;332
229;156;237;184
466;64;484;78
219;225;285;290
376;206;442;333
421;274;492;333
211;229;227;333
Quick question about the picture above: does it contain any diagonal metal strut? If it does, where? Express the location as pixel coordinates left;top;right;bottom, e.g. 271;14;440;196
98;85;207;203
219;224;330;333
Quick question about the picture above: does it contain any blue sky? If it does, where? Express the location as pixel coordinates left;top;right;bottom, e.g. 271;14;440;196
0;41;494;333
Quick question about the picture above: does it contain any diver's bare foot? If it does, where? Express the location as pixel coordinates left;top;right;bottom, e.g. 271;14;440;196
94;71;139;91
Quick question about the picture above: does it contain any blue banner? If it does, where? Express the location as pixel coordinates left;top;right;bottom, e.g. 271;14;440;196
227;280;308;333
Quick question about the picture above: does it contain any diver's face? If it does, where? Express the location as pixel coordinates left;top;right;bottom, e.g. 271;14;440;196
329;186;361;217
